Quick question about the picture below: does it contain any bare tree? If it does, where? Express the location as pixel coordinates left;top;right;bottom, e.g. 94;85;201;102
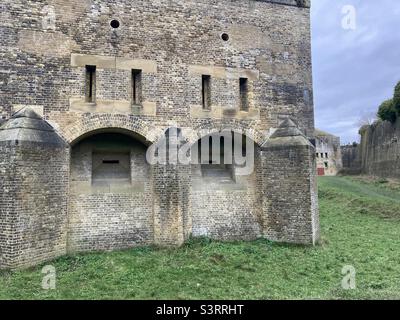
356;111;377;127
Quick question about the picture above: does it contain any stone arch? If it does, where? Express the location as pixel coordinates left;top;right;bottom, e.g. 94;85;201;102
61;114;161;146
189;119;266;147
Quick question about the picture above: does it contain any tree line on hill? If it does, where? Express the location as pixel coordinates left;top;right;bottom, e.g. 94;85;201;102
378;81;400;123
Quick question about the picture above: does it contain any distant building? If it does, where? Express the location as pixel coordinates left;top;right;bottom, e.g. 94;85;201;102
315;129;343;176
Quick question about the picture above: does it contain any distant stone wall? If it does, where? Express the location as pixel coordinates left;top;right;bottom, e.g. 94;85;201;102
358;120;400;179
340;144;361;175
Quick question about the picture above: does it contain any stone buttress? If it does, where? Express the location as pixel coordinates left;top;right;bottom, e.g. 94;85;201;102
260;119;319;245
0;108;69;269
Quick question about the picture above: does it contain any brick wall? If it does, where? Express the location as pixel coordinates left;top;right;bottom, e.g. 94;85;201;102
0;0;319;269
0;141;69;269
260;120;319;245
1;0;314;136
68;133;153;252
191;148;262;240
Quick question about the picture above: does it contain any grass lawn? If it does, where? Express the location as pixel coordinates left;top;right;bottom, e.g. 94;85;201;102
1;176;400;300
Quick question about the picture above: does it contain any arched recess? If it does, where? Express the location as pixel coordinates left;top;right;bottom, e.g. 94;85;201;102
190;129;263;241
67;128;154;253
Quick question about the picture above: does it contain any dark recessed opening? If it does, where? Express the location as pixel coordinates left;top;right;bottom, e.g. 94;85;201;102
202;75;211;110
221;33;229;41
239;77;249;111
110;20;120;29
85;65;96;103
132;69;142;105
103;160;120;164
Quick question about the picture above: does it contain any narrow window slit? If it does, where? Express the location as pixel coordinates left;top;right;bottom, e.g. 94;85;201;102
202;75;211;110
239;77;249;111
85;65;96;103
132;69;142;106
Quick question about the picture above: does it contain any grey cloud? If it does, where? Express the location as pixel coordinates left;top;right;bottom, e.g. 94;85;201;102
311;0;400;143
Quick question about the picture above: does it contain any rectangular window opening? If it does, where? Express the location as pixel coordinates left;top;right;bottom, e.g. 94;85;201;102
239;77;249;111
92;152;131;185
132;69;142;105
102;160;120;164
85;65;96;103
202;75;211;110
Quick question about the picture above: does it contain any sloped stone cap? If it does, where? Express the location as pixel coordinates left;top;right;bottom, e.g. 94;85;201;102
270;118;304;138
12;107;43;120
314;128;338;139
0;107;66;146
262;118;314;149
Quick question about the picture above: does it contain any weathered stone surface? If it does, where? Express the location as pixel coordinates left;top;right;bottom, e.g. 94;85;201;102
341;143;362;175
0;109;69;269
340;120;400;178
0;107;66;145
0;0;319;269
260;119;319;245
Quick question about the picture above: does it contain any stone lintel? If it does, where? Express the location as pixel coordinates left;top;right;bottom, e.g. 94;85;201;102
188;65;259;81
190;105;260;120
69;98;156;116
71;54;157;73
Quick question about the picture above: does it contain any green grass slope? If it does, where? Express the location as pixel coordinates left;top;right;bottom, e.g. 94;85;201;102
1;176;400;300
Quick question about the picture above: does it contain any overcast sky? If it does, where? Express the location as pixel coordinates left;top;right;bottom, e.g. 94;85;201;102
311;0;400;143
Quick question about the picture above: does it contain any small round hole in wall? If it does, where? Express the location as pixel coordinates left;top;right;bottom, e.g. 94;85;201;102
110;20;120;29
221;33;230;41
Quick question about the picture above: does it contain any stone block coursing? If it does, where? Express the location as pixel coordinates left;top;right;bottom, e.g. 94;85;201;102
260;119;319;244
356;120;400;179
0;110;69;269
0;0;319;269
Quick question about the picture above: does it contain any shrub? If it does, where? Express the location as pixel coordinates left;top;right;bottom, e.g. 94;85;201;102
394;81;400;114
377;99;397;123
